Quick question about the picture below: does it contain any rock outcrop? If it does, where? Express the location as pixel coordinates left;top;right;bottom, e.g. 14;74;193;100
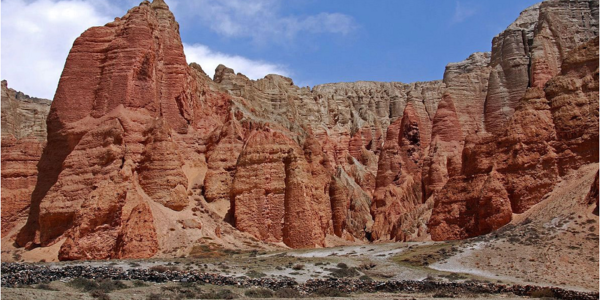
1;81;51;237
430;36;599;241
485;0;598;134
15;0;209;259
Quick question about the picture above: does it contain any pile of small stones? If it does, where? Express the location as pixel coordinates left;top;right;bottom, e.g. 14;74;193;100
2;263;597;300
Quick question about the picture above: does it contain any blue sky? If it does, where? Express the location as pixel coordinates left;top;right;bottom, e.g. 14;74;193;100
1;0;541;98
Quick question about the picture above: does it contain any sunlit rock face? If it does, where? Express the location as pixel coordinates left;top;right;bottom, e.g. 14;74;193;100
3;0;598;260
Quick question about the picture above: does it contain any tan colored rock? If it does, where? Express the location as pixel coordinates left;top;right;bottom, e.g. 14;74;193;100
484;4;540;135
1;80;51;141
547;37;599;175
443;52;491;137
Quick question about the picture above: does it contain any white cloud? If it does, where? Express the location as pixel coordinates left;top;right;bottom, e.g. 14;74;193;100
0;0;293;99
184;43;288;79
174;0;356;43
1;0;114;99
452;1;477;24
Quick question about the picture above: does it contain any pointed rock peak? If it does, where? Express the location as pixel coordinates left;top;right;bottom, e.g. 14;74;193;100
432;94;462;142
401;102;419;123
151;0;170;10
214;64;235;83
436;93;458;113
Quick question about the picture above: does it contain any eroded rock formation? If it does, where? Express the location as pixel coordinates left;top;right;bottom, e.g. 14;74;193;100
1;81;51;237
430;36;599;240
2;0;598;260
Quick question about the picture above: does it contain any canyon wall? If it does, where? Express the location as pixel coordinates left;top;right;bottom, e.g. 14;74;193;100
1;0;598;260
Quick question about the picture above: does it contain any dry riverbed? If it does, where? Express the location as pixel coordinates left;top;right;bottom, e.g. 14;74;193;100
2;240;598;300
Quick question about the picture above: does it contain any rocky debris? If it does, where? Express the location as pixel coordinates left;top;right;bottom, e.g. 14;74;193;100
1;263;598;300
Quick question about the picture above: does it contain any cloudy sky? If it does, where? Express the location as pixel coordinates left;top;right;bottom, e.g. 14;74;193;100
1;0;540;99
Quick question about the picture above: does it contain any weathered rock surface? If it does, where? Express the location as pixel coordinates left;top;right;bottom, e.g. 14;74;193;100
430;34;599;241
1;80;51;141
547;37;599;174
485;0;598;134
15;0;207;258
484;4;540;134
1;81;51;237
2;0;599;260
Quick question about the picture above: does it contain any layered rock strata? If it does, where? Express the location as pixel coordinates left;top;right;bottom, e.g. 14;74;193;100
430;36;599;240
1;81;51;237
2;0;598;260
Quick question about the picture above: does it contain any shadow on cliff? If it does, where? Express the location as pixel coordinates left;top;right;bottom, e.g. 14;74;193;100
15;113;83;249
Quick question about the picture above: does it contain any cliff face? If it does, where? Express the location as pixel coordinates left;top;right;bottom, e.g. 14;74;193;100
484;1;598;134
1;81;51;237
430;36;599;240
2;0;598;260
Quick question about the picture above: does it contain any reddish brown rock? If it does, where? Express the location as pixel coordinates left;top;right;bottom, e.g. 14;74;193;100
16;0;196;258
529;0;598;88
430;36;599;241
1;137;45;237
547;37;599;175
371;103;426;241
1;81;50;237
231;129;290;243
204;119;245;203
231;128;331;247
429;171;512;240
422;94;463;199
485;0;598;133
495;88;559;213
